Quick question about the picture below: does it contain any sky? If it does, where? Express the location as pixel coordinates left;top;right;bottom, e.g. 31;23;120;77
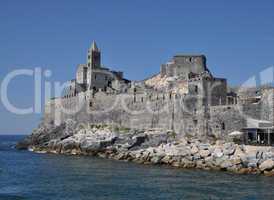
0;0;274;135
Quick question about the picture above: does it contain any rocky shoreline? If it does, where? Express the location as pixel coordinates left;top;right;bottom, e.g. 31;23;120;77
17;121;274;176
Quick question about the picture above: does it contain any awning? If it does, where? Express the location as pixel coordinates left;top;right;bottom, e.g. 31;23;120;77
229;131;243;136
246;118;273;129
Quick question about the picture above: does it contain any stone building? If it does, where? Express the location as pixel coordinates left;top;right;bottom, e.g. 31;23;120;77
66;41;128;96
45;41;274;142
160;55;208;78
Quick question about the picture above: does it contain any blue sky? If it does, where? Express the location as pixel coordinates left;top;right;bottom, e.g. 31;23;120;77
0;0;274;134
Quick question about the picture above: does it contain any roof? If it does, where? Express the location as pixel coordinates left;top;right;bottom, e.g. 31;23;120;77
174;54;206;58
245;118;273;129
242;127;274;130
91;41;99;51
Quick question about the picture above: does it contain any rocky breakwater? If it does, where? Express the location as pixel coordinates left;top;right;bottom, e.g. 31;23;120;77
17;121;274;176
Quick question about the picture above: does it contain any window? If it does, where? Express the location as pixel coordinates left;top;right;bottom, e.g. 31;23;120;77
193;120;198;126
189;57;193;63
194;85;198;93
222;122;225;130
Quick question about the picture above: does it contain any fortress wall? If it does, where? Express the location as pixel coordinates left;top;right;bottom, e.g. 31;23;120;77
208;78;227;106
187;77;227;106
45;90;255;139
46;88;274;139
240;89;273;122
209;105;245;138
44;91;207;136
162;55;207;78
235;88;273;122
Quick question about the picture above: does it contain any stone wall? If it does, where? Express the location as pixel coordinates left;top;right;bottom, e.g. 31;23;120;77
44;84;273;140
45;89;242;139
45;91;206;136
240;88;274;122
209;105;246;138
87;69;113;91
76;64;87;85
188;76;227;106
161;55;208;78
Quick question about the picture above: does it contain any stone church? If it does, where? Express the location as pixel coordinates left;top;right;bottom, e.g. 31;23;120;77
64;41;129;98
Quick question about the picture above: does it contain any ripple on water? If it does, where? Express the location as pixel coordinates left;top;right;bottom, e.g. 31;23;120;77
1;136;274;200
0;194;28;200
0;185;27;200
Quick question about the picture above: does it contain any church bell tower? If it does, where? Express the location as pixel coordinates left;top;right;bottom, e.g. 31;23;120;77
87;41;101;69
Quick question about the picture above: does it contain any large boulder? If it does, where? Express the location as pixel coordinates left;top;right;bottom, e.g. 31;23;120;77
212;148;223;158
164;144;190;157
199;149;211;158
150;155;164;164
259;159;274;171
128;134;147;150
223;143;236;156
220;160;233;170
190;145;199;155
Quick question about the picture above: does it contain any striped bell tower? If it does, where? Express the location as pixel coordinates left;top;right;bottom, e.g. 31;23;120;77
87;41;101;69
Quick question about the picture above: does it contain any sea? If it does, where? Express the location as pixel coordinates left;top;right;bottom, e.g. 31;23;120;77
0;135;274;200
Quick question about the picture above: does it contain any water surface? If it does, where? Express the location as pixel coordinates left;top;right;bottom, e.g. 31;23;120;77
0;135;274;200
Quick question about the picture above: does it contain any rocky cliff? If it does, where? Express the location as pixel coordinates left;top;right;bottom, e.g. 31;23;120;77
17;120;274;176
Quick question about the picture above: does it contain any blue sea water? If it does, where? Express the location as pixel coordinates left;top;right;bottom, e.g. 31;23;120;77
0;135;274;200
